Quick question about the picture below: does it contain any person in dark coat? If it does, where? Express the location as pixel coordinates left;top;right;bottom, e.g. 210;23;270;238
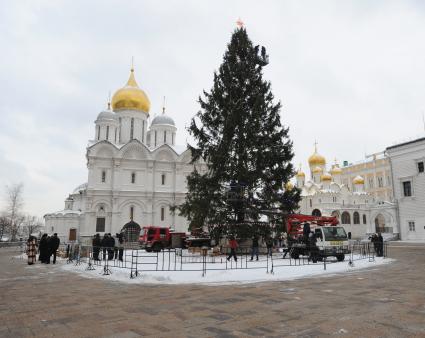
107;233;115;260
377;233;384;257
308;231;319;262
250;235;259;261
92;233;101;261
303;222;311;243
266;237;273;257
371;234;378;253
38;234;49;263
116;233;124;261
101;234;109;260
49;233;60;264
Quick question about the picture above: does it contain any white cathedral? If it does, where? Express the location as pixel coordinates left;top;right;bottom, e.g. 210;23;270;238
45;68;206;244
294;146;398;239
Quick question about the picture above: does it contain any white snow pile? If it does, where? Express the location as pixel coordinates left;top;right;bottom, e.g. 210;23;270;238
60;254;394;285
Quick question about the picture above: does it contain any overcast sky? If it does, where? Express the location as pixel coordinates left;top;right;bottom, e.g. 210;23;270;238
1;1;425;219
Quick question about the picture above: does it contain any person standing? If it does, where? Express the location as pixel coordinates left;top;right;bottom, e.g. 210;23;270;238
116;233;124;261
107;233;115;260
92;234;101;261
250;235;259;261
226;236;238;262
266;237;273;257
377;233;384;257
26;236;37;265
101;234;109;260
49;233;60;264
38;234;49;263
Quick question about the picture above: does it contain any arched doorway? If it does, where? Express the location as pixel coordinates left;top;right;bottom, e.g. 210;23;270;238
331;211;340;219
375;214;386;233
121;220;141;243
341;211;351;224
312;209;322;217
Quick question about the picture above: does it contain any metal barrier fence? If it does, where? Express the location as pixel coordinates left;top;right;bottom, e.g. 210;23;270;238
62;242;388;279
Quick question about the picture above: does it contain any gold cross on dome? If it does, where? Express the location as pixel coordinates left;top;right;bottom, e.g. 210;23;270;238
236;17;244;28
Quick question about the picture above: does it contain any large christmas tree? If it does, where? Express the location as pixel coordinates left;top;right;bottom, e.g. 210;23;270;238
177;27;300;239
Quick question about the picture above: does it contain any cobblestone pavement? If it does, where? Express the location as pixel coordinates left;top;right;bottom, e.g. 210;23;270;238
0;243;424;338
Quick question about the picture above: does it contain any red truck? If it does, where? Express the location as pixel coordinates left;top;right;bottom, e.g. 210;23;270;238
139;226;186;252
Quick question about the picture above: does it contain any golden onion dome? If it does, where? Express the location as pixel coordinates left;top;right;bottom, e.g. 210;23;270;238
353;175;365;185
330;164;342;175
112;68;150;114
308;150;326;166
285;181;294;191
321;173;332;181
312;166;323;174
296;170;305;178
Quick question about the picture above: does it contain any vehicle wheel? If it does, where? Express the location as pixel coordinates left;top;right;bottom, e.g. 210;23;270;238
152;243;162;252
145;248;152;253
336;254;345;262
291;251;299;259
311;255;318;263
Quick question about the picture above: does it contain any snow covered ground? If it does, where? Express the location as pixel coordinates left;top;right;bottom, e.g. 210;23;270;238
60;253;394;285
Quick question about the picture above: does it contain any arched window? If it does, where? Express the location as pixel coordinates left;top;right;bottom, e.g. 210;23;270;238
142;120;145;143
154;131;157;147
97;125;100;140
101;171;106;183
312;209;321;217
164;131;167;143
106;126;109;141
114;128;117;143
353;212;360;224
363;214;367;224
161;174;165;185
172;133;174;145
130;206;134;220
131;172;136;184
160;207;165;221
130;118;134;140
341;212;351;224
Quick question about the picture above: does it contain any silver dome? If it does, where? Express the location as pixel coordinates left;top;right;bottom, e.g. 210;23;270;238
96;110;117;121
151;114;175;126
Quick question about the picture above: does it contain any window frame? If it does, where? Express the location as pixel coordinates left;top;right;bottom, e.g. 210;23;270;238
131;172;136;184
408;221;415;232
101;170;106;183
161;207;165;221
402;180;412;197
353;212;360;225
418;161;424;174
96;217;106;232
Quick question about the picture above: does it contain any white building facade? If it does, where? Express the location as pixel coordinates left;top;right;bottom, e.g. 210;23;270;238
386;137;425;241
45;68;205;244
296;146;398;239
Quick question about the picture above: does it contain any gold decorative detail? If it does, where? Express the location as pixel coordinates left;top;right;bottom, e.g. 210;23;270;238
111;67;151;113
312;166;323;174
308;142;326;166
321;173;332;181
330;164;342;175
285;181;294;191
296;163;305;177
353;175;365;184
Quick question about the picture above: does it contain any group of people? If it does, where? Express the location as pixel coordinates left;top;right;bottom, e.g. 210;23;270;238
26;233;60;265
92;233;124;261
370;233;384;257
226;235;280;262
